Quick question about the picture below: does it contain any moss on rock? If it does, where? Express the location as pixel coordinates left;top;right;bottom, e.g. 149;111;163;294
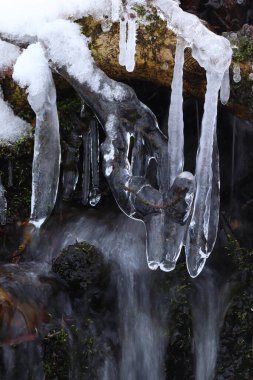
52;242;109;291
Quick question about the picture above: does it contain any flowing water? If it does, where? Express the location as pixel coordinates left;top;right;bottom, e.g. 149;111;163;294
0;203;170;380
0;201;236;380
191;268;232;380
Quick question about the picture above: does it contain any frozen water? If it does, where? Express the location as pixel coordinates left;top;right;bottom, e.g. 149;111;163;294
220;69;230;105
119;13;127;67
62;134;82;201
0;0;232;276
13;43;60;227
185;72;222;277
168;37;187;186
125;11;137;72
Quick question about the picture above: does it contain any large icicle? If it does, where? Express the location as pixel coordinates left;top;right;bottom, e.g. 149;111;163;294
185;72;222;277
155;0;232;276
13;43;61;228
164;37;189;270
168;37;186;185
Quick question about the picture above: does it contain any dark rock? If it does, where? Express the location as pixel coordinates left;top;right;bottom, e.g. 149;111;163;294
52;242;109;292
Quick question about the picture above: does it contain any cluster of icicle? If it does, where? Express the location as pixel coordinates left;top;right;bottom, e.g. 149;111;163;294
0;0;232;277
113;0;232;276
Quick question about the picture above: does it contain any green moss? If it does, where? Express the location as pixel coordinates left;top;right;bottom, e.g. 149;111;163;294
43;328;70;380
0;136;33;221
2;78;34;123
132;4;147;17
233;36;253;63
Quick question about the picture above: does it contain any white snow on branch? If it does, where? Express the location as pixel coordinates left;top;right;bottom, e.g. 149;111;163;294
38;20;127;101
155;0;232;74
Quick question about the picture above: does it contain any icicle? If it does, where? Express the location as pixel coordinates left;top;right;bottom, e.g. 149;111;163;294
62;136;81;201
0;175;7;225
233;62;241;83
220;69;230;105
8;159;13;187
82;129;91;206
131;132;149;178
164;37;188;269
13;43;61;228
89;119;101;207
111;0;120;22
119;7;137;72
144;213;165;270
30;78;61;227
119;12;127;67
185;71;223;278
168;37;187;187
125;11;137;72
162;171;195;271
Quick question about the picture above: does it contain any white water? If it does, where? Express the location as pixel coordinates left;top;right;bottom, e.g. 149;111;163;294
31;205;169;380
191;268;232;380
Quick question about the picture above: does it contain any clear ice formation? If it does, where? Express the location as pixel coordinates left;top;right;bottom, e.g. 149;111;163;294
29;77;61;228
185;72;222;277
13;43;61;228
0;0;232;276
62;128;82;201
79;109;101;207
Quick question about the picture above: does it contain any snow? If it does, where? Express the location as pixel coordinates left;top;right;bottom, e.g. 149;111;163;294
39;20;126;101
13;43;52;112
111;0;120;22
0;40;20;71
155;0;232;74
0;0;110;42
0;91;30;144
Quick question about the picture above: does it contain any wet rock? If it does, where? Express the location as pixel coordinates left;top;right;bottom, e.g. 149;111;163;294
52;242;109;292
